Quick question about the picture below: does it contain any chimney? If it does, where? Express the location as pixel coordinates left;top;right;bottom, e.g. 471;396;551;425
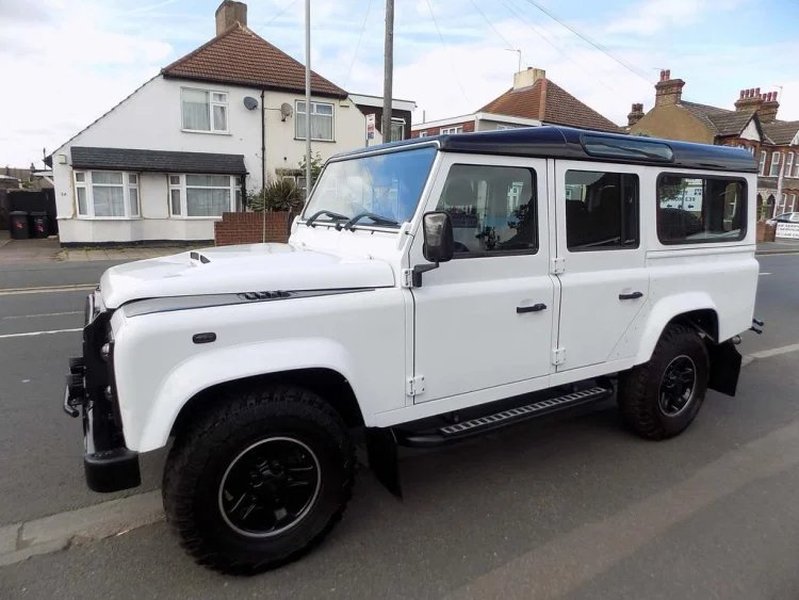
758;91;780;123
513;67;546;91
654;69;685;107
215;0;247;36
734;87;764;112
627;102;645;127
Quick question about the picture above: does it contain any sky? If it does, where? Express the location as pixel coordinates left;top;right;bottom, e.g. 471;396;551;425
1;0;798;167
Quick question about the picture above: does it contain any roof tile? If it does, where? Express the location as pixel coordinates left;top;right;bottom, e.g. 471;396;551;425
162;24;347;97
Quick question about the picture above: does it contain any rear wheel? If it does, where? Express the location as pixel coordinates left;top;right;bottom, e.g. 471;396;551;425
162;384;355;575
618;324;709;440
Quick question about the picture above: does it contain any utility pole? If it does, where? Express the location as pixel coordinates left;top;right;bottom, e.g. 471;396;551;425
304;0;312;198
381;0;394;143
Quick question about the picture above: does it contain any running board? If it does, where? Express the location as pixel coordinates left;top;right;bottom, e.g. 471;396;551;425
396;386;613;447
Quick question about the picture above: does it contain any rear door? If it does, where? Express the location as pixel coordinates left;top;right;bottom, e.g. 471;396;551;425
553;160;649;371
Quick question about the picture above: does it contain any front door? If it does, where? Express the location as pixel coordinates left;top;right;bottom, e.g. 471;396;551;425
554;160;650;371
411;154;554;403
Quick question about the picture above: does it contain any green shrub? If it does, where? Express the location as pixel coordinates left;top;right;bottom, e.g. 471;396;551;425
249;179;304;213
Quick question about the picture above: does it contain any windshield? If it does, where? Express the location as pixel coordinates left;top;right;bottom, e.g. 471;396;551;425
303;146;437;228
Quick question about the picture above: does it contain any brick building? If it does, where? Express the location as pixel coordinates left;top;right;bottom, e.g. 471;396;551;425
411;67;619;138
628;70;799;218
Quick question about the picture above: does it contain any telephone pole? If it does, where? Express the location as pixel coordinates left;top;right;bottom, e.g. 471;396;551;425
381;0;394;143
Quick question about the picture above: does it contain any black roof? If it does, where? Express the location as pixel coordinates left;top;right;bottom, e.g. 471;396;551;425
334;126;757;173
71;147;247;175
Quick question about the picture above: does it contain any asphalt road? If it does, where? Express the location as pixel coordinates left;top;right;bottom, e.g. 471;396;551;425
1;254;798;599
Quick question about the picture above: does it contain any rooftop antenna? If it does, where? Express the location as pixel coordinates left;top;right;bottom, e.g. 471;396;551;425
505;48;521;72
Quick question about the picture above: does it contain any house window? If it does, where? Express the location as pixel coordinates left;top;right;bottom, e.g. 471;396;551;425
390;118;405;142
769;151;781;177
786;152;795;178
168;174;241;217
295;101;334;141
74;171;139;219
181;88;228;132
657;174;745;244
440;126;464;135
417;132;428;138
759;151;767;175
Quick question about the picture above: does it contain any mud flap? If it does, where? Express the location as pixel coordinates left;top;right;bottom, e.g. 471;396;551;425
708;340;742;397
364;427;402;498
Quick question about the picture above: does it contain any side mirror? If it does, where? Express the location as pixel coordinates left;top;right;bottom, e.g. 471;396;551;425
422;212;454;263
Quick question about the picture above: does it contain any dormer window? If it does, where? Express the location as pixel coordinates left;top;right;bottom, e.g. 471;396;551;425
182;88;228;133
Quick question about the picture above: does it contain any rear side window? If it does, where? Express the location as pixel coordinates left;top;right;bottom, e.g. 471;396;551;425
565;170;639;251
657;175;746;244
435;164;537;256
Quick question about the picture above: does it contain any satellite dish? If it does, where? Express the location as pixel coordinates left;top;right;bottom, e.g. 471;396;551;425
243;96;259;110
280;102;293;121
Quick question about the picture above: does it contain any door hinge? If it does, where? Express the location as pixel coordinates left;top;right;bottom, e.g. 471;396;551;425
552;348;566;366
406;375;425;397
551;257;565;274
401;268;414;288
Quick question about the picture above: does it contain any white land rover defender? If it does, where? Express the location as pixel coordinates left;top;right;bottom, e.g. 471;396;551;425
64;126;761;574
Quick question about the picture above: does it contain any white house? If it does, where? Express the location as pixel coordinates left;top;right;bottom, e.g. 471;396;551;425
48;1;404;245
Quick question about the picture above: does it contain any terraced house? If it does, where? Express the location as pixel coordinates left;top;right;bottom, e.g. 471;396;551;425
627;70;799;219
47;1;413;245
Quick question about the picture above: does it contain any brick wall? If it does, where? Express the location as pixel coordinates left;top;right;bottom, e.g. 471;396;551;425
411;120;474;138
214;211;292;246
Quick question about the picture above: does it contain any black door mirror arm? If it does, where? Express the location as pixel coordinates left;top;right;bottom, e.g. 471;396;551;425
411;263;439;287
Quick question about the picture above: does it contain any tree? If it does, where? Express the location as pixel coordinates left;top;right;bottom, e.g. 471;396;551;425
298;152;323;189
249;179;304;213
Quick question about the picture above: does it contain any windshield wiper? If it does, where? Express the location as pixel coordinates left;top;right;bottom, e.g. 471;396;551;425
343;212;400;230
305;210;349;228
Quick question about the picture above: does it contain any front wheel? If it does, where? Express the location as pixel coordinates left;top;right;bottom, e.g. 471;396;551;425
162;385;355;575
618;324;709;440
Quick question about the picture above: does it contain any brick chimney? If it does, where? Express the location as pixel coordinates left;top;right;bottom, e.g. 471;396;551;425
757;91;780;123
215;0;247;35
734;88;763;112
654;69;685;107
627;103;645;127
513;67;546;91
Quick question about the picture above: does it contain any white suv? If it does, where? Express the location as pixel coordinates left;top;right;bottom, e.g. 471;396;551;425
64;126;759;574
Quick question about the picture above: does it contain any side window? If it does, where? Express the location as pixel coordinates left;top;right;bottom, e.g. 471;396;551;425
565;170;639;251
435;164;537;256
657;175;746;244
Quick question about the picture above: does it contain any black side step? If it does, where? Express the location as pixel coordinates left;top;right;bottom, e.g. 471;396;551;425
396;386;613;448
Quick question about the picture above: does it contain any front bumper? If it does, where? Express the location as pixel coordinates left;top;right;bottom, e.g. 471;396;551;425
64;293;141;493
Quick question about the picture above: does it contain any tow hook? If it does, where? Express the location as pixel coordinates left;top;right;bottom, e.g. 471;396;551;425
750;318;764;335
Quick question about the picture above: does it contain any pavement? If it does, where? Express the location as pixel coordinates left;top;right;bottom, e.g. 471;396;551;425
0;253;798;599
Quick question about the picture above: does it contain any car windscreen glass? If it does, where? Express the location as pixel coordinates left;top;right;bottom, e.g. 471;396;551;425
303;146;437;227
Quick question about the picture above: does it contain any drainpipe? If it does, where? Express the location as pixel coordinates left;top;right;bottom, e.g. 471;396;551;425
261;88;266;243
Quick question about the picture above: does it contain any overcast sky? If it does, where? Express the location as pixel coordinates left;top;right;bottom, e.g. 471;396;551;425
1;0;798;167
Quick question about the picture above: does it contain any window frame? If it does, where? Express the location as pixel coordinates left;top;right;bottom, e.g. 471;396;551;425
73;170;140;220
438;163;540;260
655;172;748;245
563;169;641;253
294;100;335;142
440;126;464;135
389;117;406;142
180;87;229;134
167;173;241;219
786;152;795;178
769;151;781;177
759;151;767;175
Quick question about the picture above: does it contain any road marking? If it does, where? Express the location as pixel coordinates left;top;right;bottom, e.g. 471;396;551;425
0;491;163;567
2;311;82;320
0;284;94;296
448;418;799;600
0;328;82;340
742;342;799;366
759;272;772;276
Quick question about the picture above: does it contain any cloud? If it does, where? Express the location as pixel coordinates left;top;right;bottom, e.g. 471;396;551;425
604;0;743;36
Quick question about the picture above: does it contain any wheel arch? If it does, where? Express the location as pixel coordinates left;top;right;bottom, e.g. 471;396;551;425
169;368;365;442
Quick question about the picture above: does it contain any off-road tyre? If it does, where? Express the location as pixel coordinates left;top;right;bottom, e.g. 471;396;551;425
162;384;355;575
618;324;709;440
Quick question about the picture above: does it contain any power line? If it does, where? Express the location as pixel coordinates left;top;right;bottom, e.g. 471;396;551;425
423;0;470;103
517;0;652;83
261;0;300;28
343;0;374;90
468;0;516;51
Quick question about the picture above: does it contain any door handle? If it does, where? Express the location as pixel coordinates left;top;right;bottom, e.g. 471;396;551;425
517;303;547;313
619;291;644;300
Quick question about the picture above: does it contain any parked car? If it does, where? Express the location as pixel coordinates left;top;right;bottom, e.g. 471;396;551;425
766;211;799;225
64;126;759;574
